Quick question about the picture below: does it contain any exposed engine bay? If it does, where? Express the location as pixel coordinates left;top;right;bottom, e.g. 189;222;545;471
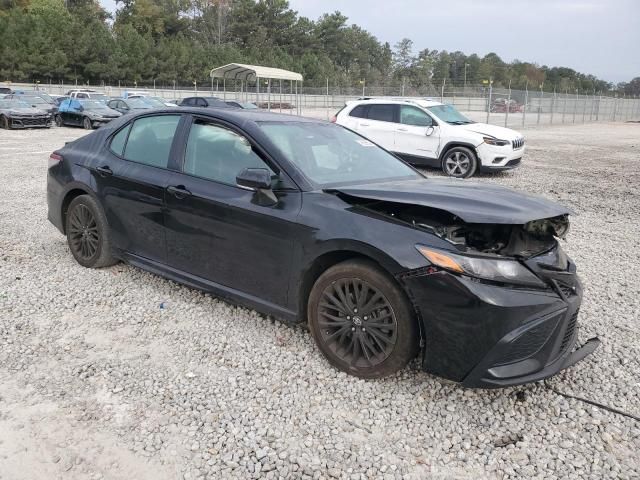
359;201;570;259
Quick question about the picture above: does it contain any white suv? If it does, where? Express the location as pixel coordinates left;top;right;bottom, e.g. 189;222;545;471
334;98;525;178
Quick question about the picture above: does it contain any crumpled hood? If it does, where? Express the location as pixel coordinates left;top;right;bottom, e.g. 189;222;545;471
458;122;522;141
331;178;573;224
2;107;47;115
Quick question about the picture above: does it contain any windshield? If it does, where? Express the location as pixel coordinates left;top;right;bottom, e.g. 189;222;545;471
427;104;474;125
0;100;29;109
89;94;109;102
128;98;152;108
79;100;106;109
141;97;166;107
259;122;421;187
21;96;50;105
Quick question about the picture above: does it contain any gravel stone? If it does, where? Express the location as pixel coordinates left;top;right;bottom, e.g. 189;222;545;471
0;123;639;479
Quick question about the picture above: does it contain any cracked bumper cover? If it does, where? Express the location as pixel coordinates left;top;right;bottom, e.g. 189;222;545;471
400;269;600;388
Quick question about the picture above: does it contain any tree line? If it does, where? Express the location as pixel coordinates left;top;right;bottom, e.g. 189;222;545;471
0;0;637;95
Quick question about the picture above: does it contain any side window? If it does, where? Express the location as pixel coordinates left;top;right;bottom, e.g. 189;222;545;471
123;115;180;168
109;124;131;156
196;98;207;107
400;105;433;127
182;98;193;106
367;104;396;123
349;105;367;118
77;93;88;99
184;121;273;185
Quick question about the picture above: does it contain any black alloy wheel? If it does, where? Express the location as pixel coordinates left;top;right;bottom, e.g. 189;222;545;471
308;260;419;378
65;195;117;268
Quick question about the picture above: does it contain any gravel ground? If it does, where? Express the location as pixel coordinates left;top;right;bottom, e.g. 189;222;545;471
0;122;639;480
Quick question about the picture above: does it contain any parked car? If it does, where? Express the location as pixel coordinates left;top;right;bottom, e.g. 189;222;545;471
0;98;51;129
106;98;155;115
51;95;69;106
46;108;599;387
334;98;526;178
0;86;12;95
6;93;58;117
225;100;258;109
66;89;110;103
122;90;149;99
127;95;178;107
55;98;121;129
491;98;523;113
179;96;231;108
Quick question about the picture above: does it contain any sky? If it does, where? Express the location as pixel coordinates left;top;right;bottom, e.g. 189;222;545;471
99;0;640;83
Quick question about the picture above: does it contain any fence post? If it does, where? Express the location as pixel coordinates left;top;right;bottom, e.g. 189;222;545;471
582;94;587;123
562;90;567;123
486;78;492;124
572;90;578;123
612;97;616;121
550;88;555;124
522;81;528;127
536;85;543;126
441;78;445;103
505;80;511;128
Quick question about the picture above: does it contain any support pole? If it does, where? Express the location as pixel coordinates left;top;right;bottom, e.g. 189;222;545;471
504;80;511;128
256;76;260;108
267;79;271;111
223;77;226;100
522;81;528;127
486;78;492;124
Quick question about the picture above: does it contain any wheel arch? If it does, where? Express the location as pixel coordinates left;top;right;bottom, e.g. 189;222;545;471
60;183;99;234
438;140;479;161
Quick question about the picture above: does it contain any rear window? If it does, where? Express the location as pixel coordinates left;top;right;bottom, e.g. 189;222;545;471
367;104;396;122
110;125;131;156
349;105;367;118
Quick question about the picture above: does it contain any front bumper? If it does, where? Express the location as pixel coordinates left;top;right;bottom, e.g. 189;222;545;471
476;142;525;171
7;116;51;128
400;268;599;388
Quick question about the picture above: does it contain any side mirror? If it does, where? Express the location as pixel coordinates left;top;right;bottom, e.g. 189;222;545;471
236;168;272;190
426;126;435;136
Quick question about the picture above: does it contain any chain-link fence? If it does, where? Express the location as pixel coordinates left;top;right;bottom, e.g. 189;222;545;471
7;81;640;127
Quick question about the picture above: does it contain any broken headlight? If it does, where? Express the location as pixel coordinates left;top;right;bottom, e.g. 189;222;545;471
416;245;546;288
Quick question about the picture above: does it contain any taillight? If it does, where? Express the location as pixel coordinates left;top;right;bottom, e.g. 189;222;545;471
330;115;337;123
48;152;63;168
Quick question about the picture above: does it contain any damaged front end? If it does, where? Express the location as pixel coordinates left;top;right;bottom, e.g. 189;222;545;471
331;187;599;387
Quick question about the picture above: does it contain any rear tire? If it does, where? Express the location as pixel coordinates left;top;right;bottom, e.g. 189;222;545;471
55;115;63;127
308;259;419;378
0;115;9;129
65;195;117;268
441;146;478;178
83;116;93;130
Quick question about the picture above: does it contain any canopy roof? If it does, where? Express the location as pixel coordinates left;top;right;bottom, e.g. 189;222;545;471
210;63;303;82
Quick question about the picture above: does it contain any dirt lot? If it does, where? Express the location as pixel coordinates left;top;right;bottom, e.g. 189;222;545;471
0;122;639;480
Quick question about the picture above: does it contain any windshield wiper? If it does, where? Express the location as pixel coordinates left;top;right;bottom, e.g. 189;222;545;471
449;120;474;125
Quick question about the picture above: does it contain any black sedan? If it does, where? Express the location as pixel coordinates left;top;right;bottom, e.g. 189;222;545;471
46;108;599;388
179;96;231;108
107;98;155;115
56;99;121;129
6;93;58;117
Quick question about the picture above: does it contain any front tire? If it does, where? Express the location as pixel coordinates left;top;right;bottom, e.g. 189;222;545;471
441;146;478;178
55;115;63;127
65;195;117;268
0;115;9;129
83;116;93;130
308;259;419;378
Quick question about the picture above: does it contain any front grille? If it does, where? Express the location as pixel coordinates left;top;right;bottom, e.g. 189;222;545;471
512;137;525;149
14;116;49;126
496;319;557;365
560;310;579;352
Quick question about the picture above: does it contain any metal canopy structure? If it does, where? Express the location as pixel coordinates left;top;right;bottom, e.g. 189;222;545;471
209;63;303;115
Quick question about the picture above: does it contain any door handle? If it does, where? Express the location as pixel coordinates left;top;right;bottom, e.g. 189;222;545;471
96;166;113;177
167;185;192;199
359;123;370;127
397;128;409;132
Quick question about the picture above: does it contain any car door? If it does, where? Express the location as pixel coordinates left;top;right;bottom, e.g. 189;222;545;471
353;103;397;151
394;105;441;159
91;114;183;263
163;116;301;307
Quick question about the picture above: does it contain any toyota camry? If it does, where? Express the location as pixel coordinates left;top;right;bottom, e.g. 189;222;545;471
46;108;599;388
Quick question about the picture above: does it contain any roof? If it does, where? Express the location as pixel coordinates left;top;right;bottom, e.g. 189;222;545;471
210;63;303;82
348;97;443;108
